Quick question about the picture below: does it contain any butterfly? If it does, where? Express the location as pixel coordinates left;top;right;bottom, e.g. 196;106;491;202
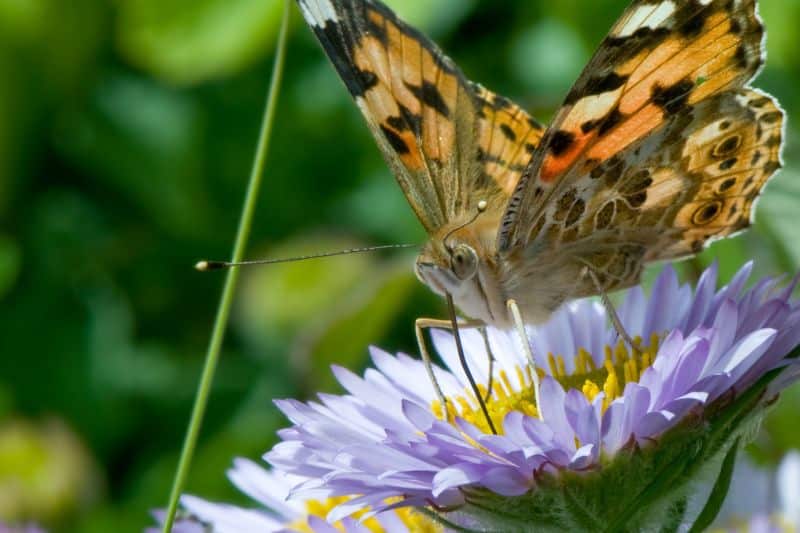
296;0;783;426
296;0;783;331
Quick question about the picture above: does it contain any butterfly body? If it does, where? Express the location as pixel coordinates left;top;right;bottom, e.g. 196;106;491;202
297;0;784;328
416;214;507;326
416;212;598;327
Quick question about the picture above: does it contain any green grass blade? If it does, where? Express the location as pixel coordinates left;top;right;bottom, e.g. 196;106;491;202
160;1;291;530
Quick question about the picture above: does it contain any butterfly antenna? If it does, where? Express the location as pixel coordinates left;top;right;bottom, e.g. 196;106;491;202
195;243;417;272
443;200;488;245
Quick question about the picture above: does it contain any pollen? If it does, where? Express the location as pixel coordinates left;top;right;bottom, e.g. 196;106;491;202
290;496;441;532
433;333;662;434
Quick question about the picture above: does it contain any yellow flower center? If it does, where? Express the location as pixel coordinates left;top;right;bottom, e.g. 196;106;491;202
432;333;662;435
289;496;441;532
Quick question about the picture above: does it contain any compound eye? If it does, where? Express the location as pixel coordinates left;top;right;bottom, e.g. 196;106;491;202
450;244;478;280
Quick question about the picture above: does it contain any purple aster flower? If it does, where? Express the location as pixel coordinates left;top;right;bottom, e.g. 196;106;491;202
267;262;800;530
149;458;441;532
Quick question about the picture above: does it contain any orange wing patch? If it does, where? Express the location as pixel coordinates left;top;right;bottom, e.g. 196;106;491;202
548;89;783;261
547;2;763;179
499;0;767;252
350;9;460;173
525;88;783;299
297;0;476;232
472;83;545;195
298;0;547;232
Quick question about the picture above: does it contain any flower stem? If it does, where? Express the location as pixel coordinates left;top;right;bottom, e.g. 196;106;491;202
160;2;291;531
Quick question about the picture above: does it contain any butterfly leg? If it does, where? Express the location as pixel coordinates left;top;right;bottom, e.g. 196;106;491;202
415;316;495;433
583;267;642;353
479;327;495;403
506;299;543;422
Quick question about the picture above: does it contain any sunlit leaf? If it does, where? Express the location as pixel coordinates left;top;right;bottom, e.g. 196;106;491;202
758;166;800;267
510;18;587;99
295;262;416;392
0;418;101;524
0;0;104;91
116;0;283;84
756;0;800;71
385;0;475;35
236;235;376;352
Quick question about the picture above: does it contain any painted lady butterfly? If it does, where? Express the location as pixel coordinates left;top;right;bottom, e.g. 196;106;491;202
297;0;784;424
297;0;783;328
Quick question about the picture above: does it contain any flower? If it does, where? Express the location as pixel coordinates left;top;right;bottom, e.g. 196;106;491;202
150;458;440;532
267;262;800;530
715;450;800;532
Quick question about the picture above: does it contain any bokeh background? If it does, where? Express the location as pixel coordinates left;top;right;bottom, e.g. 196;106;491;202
1;0;799;531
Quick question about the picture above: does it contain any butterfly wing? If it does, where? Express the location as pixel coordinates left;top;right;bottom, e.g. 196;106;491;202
297;0;545;233
498;0;777;255
644;89;783;260
518;88;782;299
471;82;546;200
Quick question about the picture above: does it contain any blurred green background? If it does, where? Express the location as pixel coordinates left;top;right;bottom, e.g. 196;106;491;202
1;0;798;531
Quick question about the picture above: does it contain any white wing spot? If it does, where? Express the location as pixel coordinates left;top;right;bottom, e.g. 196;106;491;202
648;1;676;27
567;88;624;127
299;0;338;27
616;1;676;38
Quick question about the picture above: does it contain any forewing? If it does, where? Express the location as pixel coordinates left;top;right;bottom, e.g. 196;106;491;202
471;83;546;203
297;0;545;232
499;0;767;251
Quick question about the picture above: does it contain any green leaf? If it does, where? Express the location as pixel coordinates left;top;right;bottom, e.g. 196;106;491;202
0;235;20;299
659;497;688;533
689;437;741;533
55;73;214;239
510;18;587;97
757;167;800;268
116;0;283;84
601;446;697;533
236;236;376;352
296;262;416;392
755;0;800;71
384;0;475;35
0;0;105;92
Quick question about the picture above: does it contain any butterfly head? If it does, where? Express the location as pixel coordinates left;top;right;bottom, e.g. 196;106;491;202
415;241;476;295
415;240;479;292
414;207;505;325
414;200;491;297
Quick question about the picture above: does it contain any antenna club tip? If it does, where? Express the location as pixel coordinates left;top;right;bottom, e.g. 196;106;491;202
195;260;227;272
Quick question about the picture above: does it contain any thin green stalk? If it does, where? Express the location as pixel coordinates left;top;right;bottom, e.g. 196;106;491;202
161;2;291;530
